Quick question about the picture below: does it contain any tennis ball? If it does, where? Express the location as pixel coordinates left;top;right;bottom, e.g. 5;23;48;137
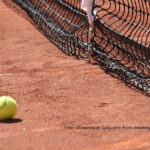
0;96;18;120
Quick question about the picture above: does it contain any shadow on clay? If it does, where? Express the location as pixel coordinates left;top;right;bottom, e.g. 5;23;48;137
0;118;22;124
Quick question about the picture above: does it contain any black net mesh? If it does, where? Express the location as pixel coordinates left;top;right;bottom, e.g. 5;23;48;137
12;0;150;95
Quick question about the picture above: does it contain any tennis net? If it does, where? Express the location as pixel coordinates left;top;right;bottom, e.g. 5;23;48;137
13;0;150;95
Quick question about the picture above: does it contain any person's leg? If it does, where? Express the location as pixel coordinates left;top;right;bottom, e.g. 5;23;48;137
81;0;98;25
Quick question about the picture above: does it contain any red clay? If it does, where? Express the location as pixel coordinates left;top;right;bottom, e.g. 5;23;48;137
0;1;150;150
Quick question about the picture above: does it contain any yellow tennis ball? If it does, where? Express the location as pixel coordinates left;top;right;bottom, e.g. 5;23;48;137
0;96;18;120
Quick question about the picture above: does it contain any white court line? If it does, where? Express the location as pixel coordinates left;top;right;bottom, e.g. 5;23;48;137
0;73;13;76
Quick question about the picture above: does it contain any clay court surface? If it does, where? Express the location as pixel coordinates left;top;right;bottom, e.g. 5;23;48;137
0;1;150;150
